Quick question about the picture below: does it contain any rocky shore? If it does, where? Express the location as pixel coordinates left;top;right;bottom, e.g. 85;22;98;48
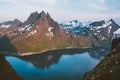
0;54;23;80
84;38;120;80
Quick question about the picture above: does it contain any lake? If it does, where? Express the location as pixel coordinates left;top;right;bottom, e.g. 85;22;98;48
5;48;109;80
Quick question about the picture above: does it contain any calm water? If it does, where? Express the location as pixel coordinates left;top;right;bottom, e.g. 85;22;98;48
5;49;109;80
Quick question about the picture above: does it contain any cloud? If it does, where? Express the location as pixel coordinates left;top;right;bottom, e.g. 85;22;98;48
0;0;57;6
89;3;108;11
96;0;105;4
0;0;120;22
39;0;56;6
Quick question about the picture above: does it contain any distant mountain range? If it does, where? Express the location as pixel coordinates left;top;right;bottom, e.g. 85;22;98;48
0;10;120;54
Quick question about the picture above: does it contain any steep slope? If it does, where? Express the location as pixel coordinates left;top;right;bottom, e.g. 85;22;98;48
0;35;18;53
84;38;120;80
12;11;91;53
61;19;120;47
0;19;22;28
0;54;23;80
0;19;23;40
1;11;119;54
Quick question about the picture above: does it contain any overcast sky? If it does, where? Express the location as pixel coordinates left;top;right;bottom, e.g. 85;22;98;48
0;0;120;22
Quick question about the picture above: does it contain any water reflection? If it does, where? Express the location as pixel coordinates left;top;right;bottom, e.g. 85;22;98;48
6;48;110;80
20;48;109;69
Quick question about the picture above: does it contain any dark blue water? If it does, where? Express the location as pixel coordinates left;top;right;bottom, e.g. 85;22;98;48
5;51;101;80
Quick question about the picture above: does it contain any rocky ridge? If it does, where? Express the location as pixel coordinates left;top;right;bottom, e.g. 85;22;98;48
83;38;120;80
61;19;120;47
0;10;119;54
0;54;23;80
2;11;91;53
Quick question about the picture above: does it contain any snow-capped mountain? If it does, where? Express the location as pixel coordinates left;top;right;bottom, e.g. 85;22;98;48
0;11;91;53
0;19;22;28
61;19;120;40
61;20;83;29
60;20;91;36
0;10;119;54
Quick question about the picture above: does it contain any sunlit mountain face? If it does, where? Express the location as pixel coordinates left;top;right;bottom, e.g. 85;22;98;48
0;0;120;80
0;11;120;54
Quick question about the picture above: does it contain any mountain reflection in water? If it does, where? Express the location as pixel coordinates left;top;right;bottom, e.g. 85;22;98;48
6;48;110;80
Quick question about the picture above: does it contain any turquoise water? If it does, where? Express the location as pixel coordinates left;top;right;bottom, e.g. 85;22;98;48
6;52;100;80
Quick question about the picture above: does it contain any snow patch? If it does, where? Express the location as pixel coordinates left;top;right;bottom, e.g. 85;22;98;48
108;26;112;37
61;20;83;29
27;30;37;37
97;30;100;33
18;27;25;31
18;24;34;32
82;21;92;27
94;33;97;35
46;27;54;38
91;21;112;30
102;21;112;28
1;24;11;28
108;26;112;34
114;28;120;34
112;28;120;39
25;24;33;31
101;37;106;40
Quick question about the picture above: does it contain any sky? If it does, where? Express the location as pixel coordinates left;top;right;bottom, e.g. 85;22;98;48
0;0;120;22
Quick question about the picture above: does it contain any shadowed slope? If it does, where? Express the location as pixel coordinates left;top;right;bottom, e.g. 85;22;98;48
0;54;23;80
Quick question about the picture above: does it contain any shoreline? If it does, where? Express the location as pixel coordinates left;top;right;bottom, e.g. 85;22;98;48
0;47;110;57
19;47;89;56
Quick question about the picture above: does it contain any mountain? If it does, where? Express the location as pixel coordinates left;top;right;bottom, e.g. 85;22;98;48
61;19;120;47
83;38;120;80
9;11;91;53
0;19;22;28
0;10;119;54
60;20;91;35
0;54;23;80
0;19;23;40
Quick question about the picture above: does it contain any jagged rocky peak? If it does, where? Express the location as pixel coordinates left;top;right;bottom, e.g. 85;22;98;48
90;20;105;26
13;19;22;23
24;11;39;25
38;11;53;22
47;12;51;19
23;11;52;26
0;19;22;28
40;10;46;17
108;18;120;28
109;18;115;23
12;19;23;27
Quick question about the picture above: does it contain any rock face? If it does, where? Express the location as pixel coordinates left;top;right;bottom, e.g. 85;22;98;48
0;19;22;28
11;11;91;53
83;38;120;80
0;35;18;53
0;54;23;80
0;10;119;54
61;19;120;47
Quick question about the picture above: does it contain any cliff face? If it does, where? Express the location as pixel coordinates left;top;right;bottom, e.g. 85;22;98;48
11;11;91;53
0;54;23;80
1;11;120;54
84;38;120;80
